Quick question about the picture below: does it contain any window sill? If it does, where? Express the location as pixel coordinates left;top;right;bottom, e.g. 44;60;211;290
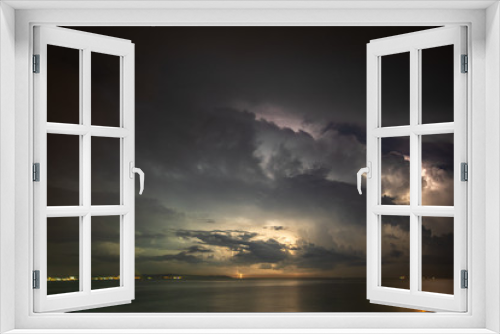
3;329;498;334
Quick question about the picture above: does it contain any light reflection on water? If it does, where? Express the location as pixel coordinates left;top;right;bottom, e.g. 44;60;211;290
62;278;453;313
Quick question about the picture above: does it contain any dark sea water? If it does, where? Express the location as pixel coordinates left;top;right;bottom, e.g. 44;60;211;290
62;278;449;313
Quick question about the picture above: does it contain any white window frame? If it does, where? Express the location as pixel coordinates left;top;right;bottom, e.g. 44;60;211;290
0;1;499;333
33;26;136;313
366;26;468;312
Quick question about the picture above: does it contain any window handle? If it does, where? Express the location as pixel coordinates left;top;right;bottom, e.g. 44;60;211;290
129;162;145;195
357;162;371;195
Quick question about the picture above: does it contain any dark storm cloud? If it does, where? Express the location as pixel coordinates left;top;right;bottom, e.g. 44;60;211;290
46;216;80;243
384;242;405;263
389;249;403;259
380;217;410;278
92;253;122;264
381;137;411;156
129;103;371;273
381;195;397;205
73;26;432;124
262;143;305;178
261;171;367;228
185;245;213;254
137;107;265;184
379;216;453;279
130;98;367;221
421;134;454;206
134;198;187;248
56;26;442;277
422;137;454;170
422;227;453;265
264;226;286;231
254;114;366;184
138;252;206;264
172;229;363;270
175;229;259;251
136;231;168;240
322;122;366;145
380;135;454;206
135;222;366;271
47;134;80;206
139;229;289;266
381;215;410;232
381;151;410;205
292;242;364;270
190;108;262;178
421;217;454;278
136;197;182;218
381;51;411;127
232;238;289;264
47;218;80;277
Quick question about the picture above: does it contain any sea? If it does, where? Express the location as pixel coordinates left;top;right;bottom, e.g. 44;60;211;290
47;278;453;313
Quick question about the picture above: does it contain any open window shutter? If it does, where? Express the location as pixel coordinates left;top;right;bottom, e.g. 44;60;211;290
365;26;467;312
33;26;136;312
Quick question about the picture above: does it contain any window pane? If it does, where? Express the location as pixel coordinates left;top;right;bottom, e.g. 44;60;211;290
421;45;454;124
47;134;80;206
381;52;410;127
421;217;454;294
421;134;454;206
91;137;121;205
381;215;410;290
381;137;410;205
47;45;80;124
91;52;121;127
92;216;121;290
47;217;80;295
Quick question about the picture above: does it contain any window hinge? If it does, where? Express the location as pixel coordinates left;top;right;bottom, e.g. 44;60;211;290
33;163;40;182
33;270;40;289
461;162;468;181
33;54;40;73
461;54;468;73
461;270;468;289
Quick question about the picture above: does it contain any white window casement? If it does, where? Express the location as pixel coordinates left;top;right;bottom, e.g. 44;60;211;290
1;1;500;334
33;26;137;313
364;26;468;312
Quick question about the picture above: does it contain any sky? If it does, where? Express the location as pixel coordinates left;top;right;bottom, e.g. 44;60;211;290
46;26;454;281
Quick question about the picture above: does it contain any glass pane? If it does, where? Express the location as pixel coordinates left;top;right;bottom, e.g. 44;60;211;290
47;134;80;206
91;52;121;127
381;215;410;290
92;216;120;290
47;45;80;124
421;134;454;206
421;45;454;124
381;52;410;127
91;137;121;205
47;217;80;295
422;217;454;294
381;137;410;205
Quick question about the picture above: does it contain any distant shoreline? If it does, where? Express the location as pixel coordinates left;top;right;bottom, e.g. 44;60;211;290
48;275;453;282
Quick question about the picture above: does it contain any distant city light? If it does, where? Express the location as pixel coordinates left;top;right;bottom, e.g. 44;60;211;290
47;275;186;282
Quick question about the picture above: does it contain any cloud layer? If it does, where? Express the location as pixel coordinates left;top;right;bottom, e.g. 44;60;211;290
47;26;453;279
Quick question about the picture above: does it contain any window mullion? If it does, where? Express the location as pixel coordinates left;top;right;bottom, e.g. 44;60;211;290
119;55;125;287
78;48;84;292
409;48;420;294
82;48;92;294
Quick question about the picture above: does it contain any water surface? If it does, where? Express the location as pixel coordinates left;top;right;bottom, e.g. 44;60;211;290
63;278;446;313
